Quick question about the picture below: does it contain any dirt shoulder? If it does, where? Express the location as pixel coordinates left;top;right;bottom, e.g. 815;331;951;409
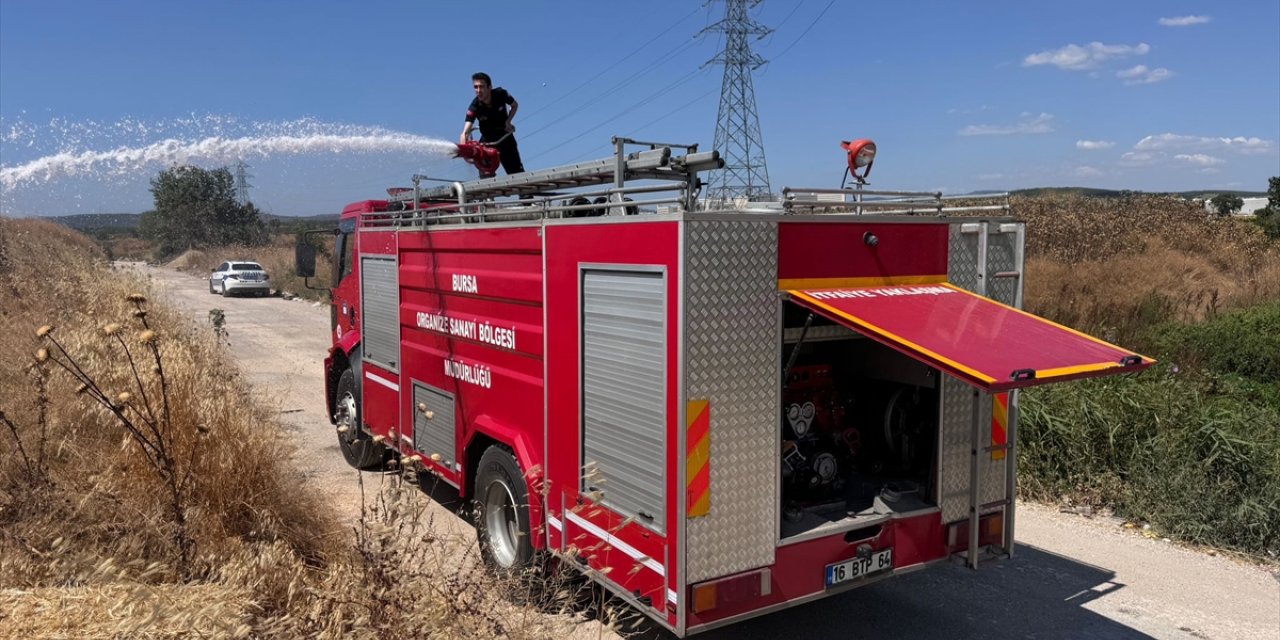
139;262;1280;640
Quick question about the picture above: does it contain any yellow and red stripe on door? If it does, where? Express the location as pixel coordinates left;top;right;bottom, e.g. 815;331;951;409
991;393;1008;460
687;399;711;518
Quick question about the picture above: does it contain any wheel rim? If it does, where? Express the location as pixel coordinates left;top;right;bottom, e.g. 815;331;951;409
483;479;520;568
335;391;358;443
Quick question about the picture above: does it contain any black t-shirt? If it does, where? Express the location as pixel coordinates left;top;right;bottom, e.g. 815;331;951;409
465;87;515;141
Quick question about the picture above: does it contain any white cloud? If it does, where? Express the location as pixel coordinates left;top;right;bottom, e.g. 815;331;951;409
1119;151;1157;166
1023;42;1150;70
1135;133;1274;154
1074;166;1104;178
978;173;1005;181
959;113;1055;136
1116;65;1147;79
1076;140;1115;150
1159;15;1211;27
1174;153;1225;167
948;105;997;115
1117;65;1174;85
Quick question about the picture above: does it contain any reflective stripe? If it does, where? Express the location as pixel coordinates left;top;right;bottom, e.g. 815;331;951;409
991;393;1008;461
565;511;665;577
364;371;400;392
1036;362;1124;379
777;274;947;291
686;399;711;518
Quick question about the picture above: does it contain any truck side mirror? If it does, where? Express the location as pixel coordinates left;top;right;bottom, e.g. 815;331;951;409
296;239;316;278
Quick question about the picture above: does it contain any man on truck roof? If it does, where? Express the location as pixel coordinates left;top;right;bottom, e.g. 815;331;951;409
460;72;525;176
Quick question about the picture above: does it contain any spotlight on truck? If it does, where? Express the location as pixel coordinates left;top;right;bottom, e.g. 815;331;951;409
841;138;877;183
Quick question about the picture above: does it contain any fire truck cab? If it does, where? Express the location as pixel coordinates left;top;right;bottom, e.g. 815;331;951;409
300;137;1151;635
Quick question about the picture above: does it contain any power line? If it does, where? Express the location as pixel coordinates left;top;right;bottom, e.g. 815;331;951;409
762;0;805;46
560;88;719;164
766;0;834;62
525;68;709;163
522;36;705;141
519;6;702;124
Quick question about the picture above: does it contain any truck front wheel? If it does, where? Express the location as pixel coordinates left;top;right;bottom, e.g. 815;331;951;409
475;446;534;571
334;368;386;470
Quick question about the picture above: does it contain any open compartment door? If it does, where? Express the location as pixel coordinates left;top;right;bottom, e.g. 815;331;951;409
785;283;1153;392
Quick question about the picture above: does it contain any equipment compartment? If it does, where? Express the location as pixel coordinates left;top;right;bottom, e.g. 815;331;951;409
779;303;940;541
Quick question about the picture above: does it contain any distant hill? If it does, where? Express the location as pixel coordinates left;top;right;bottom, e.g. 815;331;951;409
30;189;1268;233
266;213;341;227
37;212;339;234
45;212;143;233
1010;187;1267;199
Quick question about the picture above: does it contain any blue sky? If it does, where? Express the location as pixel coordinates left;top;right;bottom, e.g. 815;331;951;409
2;1;1278;216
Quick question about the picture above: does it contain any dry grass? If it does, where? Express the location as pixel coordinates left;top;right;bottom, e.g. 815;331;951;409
103;236;152;262
1012;194;1280;345
0;218;605;639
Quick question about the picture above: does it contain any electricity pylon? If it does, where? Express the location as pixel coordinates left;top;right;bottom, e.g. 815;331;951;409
700;0;772;202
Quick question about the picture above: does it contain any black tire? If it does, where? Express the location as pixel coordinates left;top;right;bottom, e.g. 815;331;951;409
208;280;216;294
565;196;591;218
475;446;534;571
220;282;230;297
334;368;386;470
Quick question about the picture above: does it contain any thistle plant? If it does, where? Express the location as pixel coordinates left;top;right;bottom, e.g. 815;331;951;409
32;294;197;577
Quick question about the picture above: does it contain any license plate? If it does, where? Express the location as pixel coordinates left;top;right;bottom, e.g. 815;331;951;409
825;549;893;587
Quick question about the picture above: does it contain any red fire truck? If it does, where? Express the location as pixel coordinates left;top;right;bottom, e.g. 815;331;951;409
296;137;1152;635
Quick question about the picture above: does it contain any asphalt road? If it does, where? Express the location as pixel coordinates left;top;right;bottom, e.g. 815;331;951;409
139;262;1279;640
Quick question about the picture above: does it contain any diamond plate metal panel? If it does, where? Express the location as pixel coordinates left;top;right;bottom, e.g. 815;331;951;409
939;376;975;524
939;376;1006;523
981;412;1008;510
948;225;980;292
985;227;1020;307
684;220;779;583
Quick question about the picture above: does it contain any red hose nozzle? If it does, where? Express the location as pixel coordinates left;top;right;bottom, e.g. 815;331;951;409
454;142;502;178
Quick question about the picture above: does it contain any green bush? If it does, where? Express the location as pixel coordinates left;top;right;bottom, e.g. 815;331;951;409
1019;368;1280;555
1146;302;1280;381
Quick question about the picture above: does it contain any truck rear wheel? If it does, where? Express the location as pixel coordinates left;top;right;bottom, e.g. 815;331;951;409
475;446;534;571
334;368;386;470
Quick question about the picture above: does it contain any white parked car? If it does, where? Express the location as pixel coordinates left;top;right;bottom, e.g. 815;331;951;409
209;260;271;297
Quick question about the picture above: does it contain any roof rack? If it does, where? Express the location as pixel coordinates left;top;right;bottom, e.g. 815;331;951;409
364;137;724;227
781;187;1010;216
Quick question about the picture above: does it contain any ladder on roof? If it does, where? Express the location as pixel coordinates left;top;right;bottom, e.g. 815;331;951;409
390;137;723;210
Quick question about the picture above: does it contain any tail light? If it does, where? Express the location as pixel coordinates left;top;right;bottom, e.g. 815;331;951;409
946;511;1005;552
689;568;771;614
